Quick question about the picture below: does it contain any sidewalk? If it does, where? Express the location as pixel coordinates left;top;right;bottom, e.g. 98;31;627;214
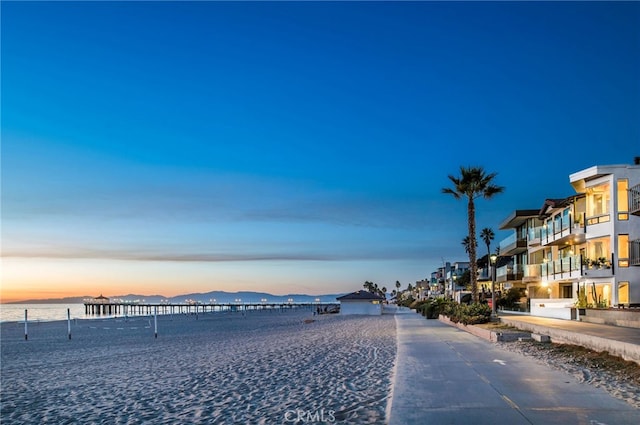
387;310;638;425
498;313;640;364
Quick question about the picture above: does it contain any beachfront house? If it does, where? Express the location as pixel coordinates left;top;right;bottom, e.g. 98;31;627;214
495;160;640;319
337;291;385;315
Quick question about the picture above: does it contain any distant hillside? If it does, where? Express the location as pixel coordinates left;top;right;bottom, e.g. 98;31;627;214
7;296;93;304
166;291;346;304
9;291;348;304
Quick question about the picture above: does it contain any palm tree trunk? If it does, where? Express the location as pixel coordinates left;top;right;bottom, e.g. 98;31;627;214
468;198;478;303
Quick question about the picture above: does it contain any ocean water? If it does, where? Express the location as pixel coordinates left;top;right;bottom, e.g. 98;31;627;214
1;303;91;323
0;303;251;323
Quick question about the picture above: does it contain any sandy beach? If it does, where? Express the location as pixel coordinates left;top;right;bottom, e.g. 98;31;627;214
1;308;396;424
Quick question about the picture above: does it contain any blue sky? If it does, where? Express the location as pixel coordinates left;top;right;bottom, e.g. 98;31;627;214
2;1;639;301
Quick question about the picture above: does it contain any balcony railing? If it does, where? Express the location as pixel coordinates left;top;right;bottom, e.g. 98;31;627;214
527;226;543;247
630;183;640;216
540;209;586;246
523;264;541;280
540;255;582;278
527;254;616;281
496;264;524;282
631;239;640;266
477;268;490;281
498;233;527;256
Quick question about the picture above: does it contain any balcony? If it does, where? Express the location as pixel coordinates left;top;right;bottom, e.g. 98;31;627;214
498;233;527;256
541;213;586;247
630;183;640;216
538;255;583;281
527;255;616;282
496;264;524;283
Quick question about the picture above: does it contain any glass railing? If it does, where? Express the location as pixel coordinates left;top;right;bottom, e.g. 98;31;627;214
498;233;517;252
477;268;490;280
538;255;582;277
524;264;541;278
528;226;543;241
496;264;525;278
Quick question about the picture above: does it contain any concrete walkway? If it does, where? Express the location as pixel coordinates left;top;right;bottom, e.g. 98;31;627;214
499;314;640;364
387;309;639;425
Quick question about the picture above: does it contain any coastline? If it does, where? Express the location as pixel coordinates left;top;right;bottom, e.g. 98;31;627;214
1;309;397;424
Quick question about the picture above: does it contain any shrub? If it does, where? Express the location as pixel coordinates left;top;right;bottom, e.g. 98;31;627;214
444;302;491;325
410;299;428;312
420;297;454;319
397;295;415;308
497;287;525;310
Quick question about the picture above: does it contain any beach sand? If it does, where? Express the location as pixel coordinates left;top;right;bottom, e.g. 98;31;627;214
1;308;396;424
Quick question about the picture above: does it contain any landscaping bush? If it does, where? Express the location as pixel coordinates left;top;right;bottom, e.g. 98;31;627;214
497;287;525;310
410;299;428;312
420;297;454;319
444;302;491;325
397;295;415;308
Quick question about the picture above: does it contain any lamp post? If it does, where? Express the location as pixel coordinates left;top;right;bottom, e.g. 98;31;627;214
453;275;457;302
490;254;498;318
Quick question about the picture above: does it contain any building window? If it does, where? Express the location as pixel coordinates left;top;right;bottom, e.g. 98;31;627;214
585;237;610;266
618;234;629;268
618;282;629;304
586;183;610;224
618;179;628;220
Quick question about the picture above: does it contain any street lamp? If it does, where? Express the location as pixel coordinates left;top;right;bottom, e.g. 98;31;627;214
453;275;457;302
490;254;498;317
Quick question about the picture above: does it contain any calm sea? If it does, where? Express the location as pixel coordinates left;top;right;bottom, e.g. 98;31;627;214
0;303;230;323
1;303;93;323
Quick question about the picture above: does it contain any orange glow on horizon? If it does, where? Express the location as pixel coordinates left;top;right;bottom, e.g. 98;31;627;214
1;258;354;303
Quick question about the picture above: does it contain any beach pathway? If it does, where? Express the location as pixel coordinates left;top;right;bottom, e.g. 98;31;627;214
387;309;638;425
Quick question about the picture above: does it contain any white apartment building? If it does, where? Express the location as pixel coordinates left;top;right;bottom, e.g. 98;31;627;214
426;261;469;298
497;161;640;318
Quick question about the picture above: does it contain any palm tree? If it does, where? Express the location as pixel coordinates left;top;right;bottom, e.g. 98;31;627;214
480;227;495;259
461;236;476;254
443;166;504;303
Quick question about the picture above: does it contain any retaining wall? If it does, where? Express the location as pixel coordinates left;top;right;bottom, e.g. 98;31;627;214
499;316;640;365
581;309;640;329
438;315;531;343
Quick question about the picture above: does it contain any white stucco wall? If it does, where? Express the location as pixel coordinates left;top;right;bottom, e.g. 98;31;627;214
530;298;575;320
339;300;383;315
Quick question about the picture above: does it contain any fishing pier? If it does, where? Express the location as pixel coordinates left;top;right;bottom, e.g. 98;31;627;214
83;297;336;317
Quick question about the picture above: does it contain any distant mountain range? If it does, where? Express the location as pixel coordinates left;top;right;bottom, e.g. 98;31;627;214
10;290;348;304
